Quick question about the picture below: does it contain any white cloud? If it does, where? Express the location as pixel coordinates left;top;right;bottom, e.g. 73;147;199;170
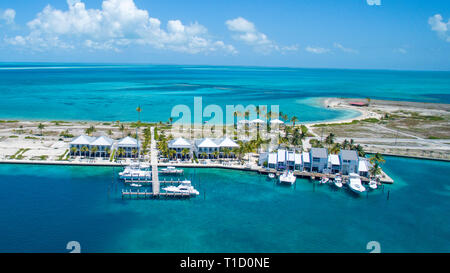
394;48;407;54
305;46;330;54
333;43;358;54
225;17;297;54
428;14;450;42
0;8;15;24
4;0;236;54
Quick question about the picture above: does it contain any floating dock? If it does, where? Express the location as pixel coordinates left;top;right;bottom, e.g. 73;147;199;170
121;189;191;199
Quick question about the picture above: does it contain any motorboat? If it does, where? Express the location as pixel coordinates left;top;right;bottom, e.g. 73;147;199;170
130;183;142;188
348;173;366;193
159;166;184;174
162;185;199;196
319;177;329;184
268;173;275;179
333;175;343;188
119;162;152;180
279;171;296;184
369;180;378;190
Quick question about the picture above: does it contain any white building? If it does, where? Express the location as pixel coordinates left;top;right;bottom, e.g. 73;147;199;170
89;136;114;157
328;154;341;174
117;136;140;158
168;137;193;159
69;135;95;156
310;148;328;173
358;157;371;178
277;149;287;170
216;137;239;158
302;152;311;171
194;138;220;159
294;153;302;170
339;150;359;175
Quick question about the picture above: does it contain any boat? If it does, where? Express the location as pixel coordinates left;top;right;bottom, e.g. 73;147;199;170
333;175;343;188
369;180;378;190
348;173;366;194
278;171;296;184
162;185;199;196
119;162;152;180
159;166;184;174
268;173;275;179
130;183;142;187
319;177;329;184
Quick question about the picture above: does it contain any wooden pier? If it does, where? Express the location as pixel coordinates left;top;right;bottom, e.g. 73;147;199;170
121;189;191;199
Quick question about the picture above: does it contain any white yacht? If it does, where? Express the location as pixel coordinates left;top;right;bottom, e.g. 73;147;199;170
119;162;152;180
130;183;142;188
159;166;184;174
268;173;275;179
279;171;296;185
369;180;378;190
348;173;366;193
162;184;199;196
333;175;343;188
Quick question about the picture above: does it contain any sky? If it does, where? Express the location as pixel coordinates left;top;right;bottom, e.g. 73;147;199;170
0;0;449;70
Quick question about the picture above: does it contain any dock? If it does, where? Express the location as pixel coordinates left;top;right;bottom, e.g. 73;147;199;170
150;127;160;194
121;189;191;199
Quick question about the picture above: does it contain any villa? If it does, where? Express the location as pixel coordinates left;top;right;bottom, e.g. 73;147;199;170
89;136;114;158
358;157;371;178
339;150;359;175
328;154;341;174
194;138;220;159
69;135;95;156
116;136;140;158
216;137;239;158
277;149;287;169
168;137;193;159
310;148;328;173
302;151;311;171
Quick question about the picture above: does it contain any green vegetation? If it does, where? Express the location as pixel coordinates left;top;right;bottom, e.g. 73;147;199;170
0;120;18;123
9;148;30;159
58;149;69;161
39;155;48;160
25;136;39;140
59;130;74;138
9;135;19;138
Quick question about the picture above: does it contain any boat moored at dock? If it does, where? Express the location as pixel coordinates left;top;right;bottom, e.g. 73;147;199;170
348;173;366;193
159;166;184;174
162;184;200;196
278;171;296;185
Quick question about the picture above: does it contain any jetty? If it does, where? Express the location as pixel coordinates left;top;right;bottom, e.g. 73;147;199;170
150;127;160;194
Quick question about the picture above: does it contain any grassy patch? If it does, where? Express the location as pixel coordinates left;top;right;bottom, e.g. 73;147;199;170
428;136;440;139
39;155;48;160
9;135;19;138
58;149;69;161
313;120;360;127
25;136;39;140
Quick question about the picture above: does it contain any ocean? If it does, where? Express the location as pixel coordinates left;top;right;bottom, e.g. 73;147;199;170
0;63;449;123
0;156;448;253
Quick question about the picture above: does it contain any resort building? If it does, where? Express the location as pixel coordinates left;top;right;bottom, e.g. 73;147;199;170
339;150;359;175
302;152;311;171
89;136;114;158
267;153;277;169
287;151;295;170
194;138;220;159
168;137;193;159
358;157;371;178
116;136;140;158
277;149;287;170
310;148;328;173
328;154;341;174
294;153;302;171
216;137;239;158
69;135;95;156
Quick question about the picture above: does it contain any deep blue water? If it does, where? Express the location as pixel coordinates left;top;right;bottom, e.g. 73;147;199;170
0;63;449;123
0;156;448;253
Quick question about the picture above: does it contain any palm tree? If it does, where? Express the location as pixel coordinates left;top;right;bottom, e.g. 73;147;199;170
38;123;45;136
90;146;98;158
330;143;341;154
136;106;142;124
369;163;381;178
291;116;299;127
105;147;111;157
116;147;126;158
181;148;190;160
212;150;219;159
168;149;176;159
325;133;335;147
81;146;89;158
369;153;385;165
342;139;350;150
200;152;207;159
120;124;125;137
70;146;78;156
355;144;365;157
131;148;138;158
222;147;231;159
168;117;173;125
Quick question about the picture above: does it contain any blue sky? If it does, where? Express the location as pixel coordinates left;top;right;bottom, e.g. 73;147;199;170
0;0;449;70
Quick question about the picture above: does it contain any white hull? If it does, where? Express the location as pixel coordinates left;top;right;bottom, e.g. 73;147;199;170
348;173;366;194
279;172;296;184
162;185;199;196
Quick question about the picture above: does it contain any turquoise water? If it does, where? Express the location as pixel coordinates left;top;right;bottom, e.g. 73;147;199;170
0;156;448;253
0;63;449;123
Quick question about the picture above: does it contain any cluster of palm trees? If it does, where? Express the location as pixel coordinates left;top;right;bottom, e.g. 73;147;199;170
277;125;308;149
310;133;366;156
369;153;385;178
70;145;111;158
